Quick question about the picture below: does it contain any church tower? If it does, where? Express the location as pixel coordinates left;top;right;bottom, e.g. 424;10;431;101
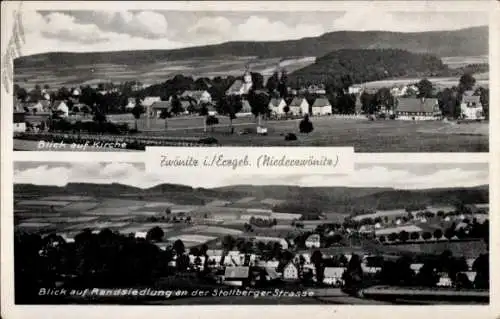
242;63;253;94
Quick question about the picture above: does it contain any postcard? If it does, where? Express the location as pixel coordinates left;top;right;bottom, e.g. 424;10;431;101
1;1;498;319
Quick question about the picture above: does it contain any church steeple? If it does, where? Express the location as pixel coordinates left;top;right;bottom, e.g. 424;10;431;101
243;63;252;84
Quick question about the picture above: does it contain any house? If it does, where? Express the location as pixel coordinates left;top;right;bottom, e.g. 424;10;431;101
13;111;26;133
125;98;136;110
323;267;345;286
282;262;299;280
268;98;287;115
305;234;321;248
361;265;381;274
395;97;441;120
463;271;477;282
288;97;309;115
311;98;332;116
223;266;250;287
410;263;424;274
142;96;161;108
151;101;171;118
23;101;46;114
460;92;484;120
52;100;69;117
181;90;212;104
437;273;453;287
348;86;362;95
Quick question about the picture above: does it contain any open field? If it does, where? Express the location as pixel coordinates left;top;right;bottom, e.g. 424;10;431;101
15;116;488;152
14;56;316;88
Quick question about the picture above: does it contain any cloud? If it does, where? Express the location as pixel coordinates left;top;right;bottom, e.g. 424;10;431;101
234;16;324;41
20;11;181;56
331;5;487;32
14;163;488;190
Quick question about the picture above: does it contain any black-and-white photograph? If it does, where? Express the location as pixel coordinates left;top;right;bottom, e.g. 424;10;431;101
10;4;490;152
13;161;489;305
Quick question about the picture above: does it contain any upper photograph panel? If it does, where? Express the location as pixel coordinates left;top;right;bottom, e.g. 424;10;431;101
11;5;490;152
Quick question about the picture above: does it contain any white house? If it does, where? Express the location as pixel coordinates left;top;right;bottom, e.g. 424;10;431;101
268;98;287;115
437;273;453;287
311;98;332;116
52;100;69;117
305;234;321;248
142;96;162;108
125;98;136;110
288;97;309;115
181;90;212;104
323;267;345;286
460;91;484;120
282;262;299;280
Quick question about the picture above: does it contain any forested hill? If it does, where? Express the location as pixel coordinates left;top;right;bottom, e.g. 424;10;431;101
15;26;487;68
14;183;488;214
288;49;451;86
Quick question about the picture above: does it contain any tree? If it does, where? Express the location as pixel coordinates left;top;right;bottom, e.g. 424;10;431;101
388;232;398;242
458;73;476;93
217;95;242;134
311;250;324;283
146;226;164;242
399;230;409;242
444;227;455;240
472;253;489;289
131;103;144;131
410;232;420;241
283;105;290;117
170;94;183;115
266;71;280;94
433;229;443;240
422;231;432;240
205;115;219;132
416;79;434;98
278;69;288;98
173;239;185;256
248;89;270;127
222;235;236;252
379;235;386;243
299;114;314;133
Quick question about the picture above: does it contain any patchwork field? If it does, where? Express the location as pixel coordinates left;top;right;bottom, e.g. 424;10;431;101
14;56;316;88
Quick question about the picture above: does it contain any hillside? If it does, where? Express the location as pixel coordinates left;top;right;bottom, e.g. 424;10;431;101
15;27;487;69
14;183;488;214
288;49;451;85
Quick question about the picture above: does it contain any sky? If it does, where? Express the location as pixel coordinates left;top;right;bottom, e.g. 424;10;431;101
16;8;489;56
13;162;488;190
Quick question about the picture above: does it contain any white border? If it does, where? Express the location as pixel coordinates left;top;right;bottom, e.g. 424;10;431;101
2;1;500;318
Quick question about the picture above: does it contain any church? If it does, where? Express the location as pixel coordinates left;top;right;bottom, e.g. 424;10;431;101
226;65;253;96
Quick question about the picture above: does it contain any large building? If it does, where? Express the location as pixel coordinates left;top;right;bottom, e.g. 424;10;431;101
226;68;253;96
395;97;441;120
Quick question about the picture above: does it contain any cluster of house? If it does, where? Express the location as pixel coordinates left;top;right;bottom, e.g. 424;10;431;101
351;203;489;241
158;246;479;288
13;88;89;133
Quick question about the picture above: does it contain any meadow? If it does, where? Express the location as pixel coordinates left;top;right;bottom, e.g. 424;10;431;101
15;116;488;152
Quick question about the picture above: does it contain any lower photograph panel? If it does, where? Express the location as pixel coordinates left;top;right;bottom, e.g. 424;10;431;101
13;161;489;305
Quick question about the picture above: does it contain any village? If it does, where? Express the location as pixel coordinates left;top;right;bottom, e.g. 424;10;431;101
12;61;488;152
14;181;490;304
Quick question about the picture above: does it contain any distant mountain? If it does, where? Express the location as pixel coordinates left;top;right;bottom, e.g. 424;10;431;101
15;26;487;69
14;182;488;215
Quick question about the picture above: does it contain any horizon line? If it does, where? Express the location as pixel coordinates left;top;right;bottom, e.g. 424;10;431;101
16;25;488;58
